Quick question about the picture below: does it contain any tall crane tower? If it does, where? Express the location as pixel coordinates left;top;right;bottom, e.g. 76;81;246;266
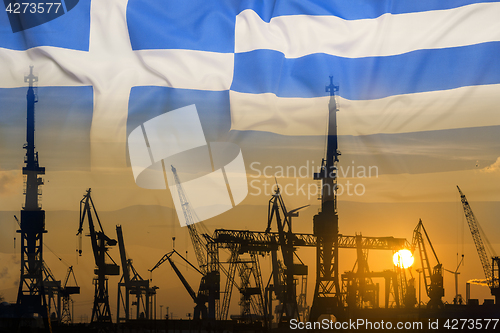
457;186;500;303
77;189;120;328
309;76;343;321
16;67;49;323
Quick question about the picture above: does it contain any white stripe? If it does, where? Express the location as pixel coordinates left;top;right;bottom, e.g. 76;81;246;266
0;0;233;172
235;3;500;58
0;48;233;90
230;84;500;136
135;49;234;91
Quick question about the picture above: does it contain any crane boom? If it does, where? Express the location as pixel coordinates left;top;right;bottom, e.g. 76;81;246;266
149;250;208;319
457;186;492;283
171;165;207;273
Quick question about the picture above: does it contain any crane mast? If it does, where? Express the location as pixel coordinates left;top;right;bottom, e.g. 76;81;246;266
171;165;207;273
16;66;50;328
310;76;343;321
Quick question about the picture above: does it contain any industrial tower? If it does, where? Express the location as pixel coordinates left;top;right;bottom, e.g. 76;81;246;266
309;76;343;321
16;66;49;320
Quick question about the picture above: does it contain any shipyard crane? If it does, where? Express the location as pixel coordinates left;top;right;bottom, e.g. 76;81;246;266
16;66;51;331
457;186;500;303
170;165;219;318
116;225;157;322
411;219;444;310
77;189;120;327
60;266;80;324
149;250;208;319
265;186;308;324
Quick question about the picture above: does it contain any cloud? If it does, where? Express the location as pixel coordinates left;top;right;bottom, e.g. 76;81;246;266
0;267;8;279
481;157;500;173
0;169;22;195
467;279;489;286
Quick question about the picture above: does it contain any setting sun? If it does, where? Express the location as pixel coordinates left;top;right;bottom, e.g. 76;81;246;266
393;249;414;269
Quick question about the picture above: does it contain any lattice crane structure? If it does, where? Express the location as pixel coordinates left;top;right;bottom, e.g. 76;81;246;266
170;165;219;318
309;76;343;321
457;186;500;303
16;66;50;327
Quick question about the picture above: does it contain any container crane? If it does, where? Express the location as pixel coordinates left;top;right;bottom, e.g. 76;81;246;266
77;189;120;327
457;186;500;303
412;219;444;310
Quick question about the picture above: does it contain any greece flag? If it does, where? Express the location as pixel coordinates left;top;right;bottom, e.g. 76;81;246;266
0;0;499;197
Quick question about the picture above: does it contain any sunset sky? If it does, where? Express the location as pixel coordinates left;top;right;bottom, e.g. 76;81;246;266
1;0;500;323
0;80;499;320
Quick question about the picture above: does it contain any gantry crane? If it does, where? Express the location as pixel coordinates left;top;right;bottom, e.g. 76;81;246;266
149;250;208;319
457;186;500;303
412;219;444;310
116;225;157;322
77;189;120;327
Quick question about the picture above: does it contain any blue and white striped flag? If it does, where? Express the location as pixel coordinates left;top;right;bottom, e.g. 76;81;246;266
1;0;499;201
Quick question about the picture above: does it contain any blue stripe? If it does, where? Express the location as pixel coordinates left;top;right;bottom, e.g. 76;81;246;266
0;0;90;51
241;0;500;22
127;0;239;52
126;0;500;51
231;42;500;100
128;86;231;143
